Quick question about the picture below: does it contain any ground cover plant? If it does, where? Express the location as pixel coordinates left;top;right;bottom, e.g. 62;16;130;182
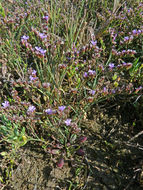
0;0;143;189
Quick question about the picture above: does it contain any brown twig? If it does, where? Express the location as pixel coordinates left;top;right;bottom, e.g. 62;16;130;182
128;131;143;143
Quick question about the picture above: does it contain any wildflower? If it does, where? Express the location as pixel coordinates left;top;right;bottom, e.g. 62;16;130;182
88;69;96;76
109;63;115;69
32;70;37;75
124;36;129;42
111;89;116;94
27;105;36;113
112;33;117;41
29;75;37;81
103;87;108;94
2;101;10;108
35;46;46;55
64;119;72;126
132;29;137;35
58;106;66;112
91;40;97;46
83;72;88;78
21;35;29;40
43;15;49;21
39;32;47;39
40;49;46;55
35;46;42;51
137;30;142;34
45;108;54;115
89;90;95;95
103;87;107;92
122;50;126;54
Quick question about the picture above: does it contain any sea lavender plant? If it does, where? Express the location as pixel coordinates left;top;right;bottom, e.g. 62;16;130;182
0;2;143;187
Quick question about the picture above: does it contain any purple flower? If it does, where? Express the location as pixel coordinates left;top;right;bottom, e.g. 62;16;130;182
89;90;95;95
35;46;46;55
43;15;49;21
124;36;129;41
111;89;116;94
113;34;117;41
29;75;37;81
45;108;56;115
91;40;97;46
122;62;127;66
88;69;96;76
27;105;36;113
109;63;115;69
32;70;37;75
2;101;10;108
39;33;47;39
83;72;88;78
35;46;42;51
40;49;46;55
21;35;29;40
64;119;72;126
103;87;108;93
58;106;66;112
122;50;126;54
137;30;142;34
132;29;137;35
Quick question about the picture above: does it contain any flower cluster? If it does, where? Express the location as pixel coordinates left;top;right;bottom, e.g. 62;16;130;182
35;46;46;56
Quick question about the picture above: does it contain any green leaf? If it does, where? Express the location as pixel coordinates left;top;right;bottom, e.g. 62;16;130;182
14;128;19;136
0;3;5;18
112;73;118;80
0;152;7;156
70;134;77;143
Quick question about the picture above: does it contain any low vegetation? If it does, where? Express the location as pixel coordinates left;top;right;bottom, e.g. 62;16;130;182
0;0;143;189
